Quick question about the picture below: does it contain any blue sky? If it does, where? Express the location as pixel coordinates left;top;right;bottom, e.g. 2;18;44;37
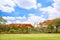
0;0;60;25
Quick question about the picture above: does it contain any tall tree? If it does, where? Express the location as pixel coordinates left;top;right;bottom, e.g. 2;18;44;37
0;16;7;33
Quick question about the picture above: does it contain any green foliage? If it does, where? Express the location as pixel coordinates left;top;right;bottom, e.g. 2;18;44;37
0;18;60;34
9;29;17;33
0;24;6;33
46;25;54;33
53;18;60;33
0;16;7;24
0;16;7;33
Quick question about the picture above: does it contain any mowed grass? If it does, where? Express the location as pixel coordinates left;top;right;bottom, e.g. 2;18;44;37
0;34;60;40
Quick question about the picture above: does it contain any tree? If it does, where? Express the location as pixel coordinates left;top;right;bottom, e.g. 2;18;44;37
46;24;54;33
53;19;60;33
0;16;7;24
0;16;7;33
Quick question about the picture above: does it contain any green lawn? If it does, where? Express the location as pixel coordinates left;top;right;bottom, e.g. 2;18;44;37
0;34;60;40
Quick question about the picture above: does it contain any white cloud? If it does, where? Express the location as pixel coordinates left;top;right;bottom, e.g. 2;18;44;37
0;0;16;13
53;0;60;11
6;20;21;24
3;16;26;20
3;16;26;24
40;0;60;20
21;14;46;26
0;0;37;12
6;21;12;24
3;14;46;26
40;6;60;19
16;16;26;19
14;0;37;9
3;16;16;20
15;20;21;23
37;3;42;8
0;6;15;12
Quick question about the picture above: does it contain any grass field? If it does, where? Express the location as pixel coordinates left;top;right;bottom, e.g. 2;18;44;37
0;34;60;40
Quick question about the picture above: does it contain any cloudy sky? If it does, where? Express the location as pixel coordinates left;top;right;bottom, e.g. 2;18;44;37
0;0;60;25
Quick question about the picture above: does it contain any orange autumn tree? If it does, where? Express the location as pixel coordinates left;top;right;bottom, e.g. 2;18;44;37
5;23;34;33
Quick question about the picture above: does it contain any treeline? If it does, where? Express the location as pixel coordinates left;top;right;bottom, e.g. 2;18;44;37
0;16;60;34
39;18;60;33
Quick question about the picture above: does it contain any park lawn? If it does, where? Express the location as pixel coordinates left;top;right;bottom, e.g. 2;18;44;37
0;34;60;40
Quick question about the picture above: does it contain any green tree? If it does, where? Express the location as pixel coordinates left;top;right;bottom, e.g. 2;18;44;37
53;19;60;33
46;24;54;33
0;16;7;33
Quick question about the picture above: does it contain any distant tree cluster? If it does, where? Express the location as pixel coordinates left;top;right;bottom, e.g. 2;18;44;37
0;16;60;34
39;18;60;33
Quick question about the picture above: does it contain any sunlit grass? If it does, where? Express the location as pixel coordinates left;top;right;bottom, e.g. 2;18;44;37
0;34;60;40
